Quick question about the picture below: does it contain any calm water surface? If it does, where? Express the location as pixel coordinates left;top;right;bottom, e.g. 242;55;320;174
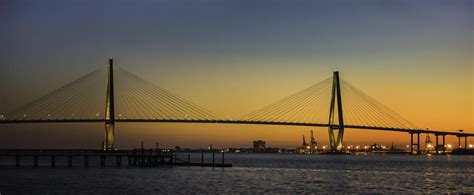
0;154;473;193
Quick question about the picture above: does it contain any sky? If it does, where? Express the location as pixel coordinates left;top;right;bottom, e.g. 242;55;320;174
0;0;472;149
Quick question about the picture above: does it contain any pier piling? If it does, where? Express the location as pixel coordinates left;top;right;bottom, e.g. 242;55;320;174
222;152;224;167
187;154;190;167
15;155;20;167
51;155;56;168
34;155;38;167
84;155;89;168
116;156;121;167
212;152;215;168
68;155;73;168
100;155;105;168
201;151;204;166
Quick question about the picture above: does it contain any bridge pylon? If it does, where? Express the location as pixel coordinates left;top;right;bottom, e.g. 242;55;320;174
327;70;345;152
104;58;115;150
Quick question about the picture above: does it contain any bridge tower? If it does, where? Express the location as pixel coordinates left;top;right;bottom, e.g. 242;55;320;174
104;58;115;150
327;70;345;152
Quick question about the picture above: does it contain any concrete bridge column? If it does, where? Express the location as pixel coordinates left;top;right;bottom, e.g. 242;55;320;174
458;136;461;148
465;136;468;149
417;132;420;154
409;132;421;155
442;135;446;154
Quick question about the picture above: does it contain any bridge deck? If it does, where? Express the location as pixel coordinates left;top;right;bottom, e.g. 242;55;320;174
1;119;472;136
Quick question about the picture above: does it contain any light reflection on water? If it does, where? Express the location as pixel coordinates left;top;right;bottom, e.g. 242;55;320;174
0;154;472;193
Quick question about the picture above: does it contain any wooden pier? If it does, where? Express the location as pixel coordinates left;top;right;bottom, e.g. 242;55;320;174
0;149;232;168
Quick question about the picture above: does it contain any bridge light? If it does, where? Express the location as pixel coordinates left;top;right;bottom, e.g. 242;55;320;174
469;144;473;148
447;144;452;148
23;114;27;117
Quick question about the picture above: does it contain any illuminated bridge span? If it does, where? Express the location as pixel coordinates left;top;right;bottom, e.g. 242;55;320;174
1;59;472;153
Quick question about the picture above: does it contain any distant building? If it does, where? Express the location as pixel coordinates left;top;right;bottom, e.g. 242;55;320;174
253;140;266;153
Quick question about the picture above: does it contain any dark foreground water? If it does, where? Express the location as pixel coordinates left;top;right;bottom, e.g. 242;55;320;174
0;154;473;193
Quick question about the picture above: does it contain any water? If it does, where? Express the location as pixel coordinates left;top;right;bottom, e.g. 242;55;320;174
0;154;473;193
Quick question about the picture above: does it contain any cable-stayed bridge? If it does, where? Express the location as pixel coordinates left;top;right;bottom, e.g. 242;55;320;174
0;59;471;153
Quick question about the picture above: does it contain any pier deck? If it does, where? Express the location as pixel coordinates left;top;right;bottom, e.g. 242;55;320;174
0;149;232;168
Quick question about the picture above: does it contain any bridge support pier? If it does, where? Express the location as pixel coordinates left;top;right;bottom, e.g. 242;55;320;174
456;135;468;149
417;132;420;154
443;134;446;154
435;134;446;154
410;132;420;155
465;136;468;149
458;136;461;148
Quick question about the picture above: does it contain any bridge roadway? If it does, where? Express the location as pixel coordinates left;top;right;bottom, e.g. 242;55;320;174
1;119;472;137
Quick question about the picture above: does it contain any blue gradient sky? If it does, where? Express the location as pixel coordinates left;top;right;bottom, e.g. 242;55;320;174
0;0;472;148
